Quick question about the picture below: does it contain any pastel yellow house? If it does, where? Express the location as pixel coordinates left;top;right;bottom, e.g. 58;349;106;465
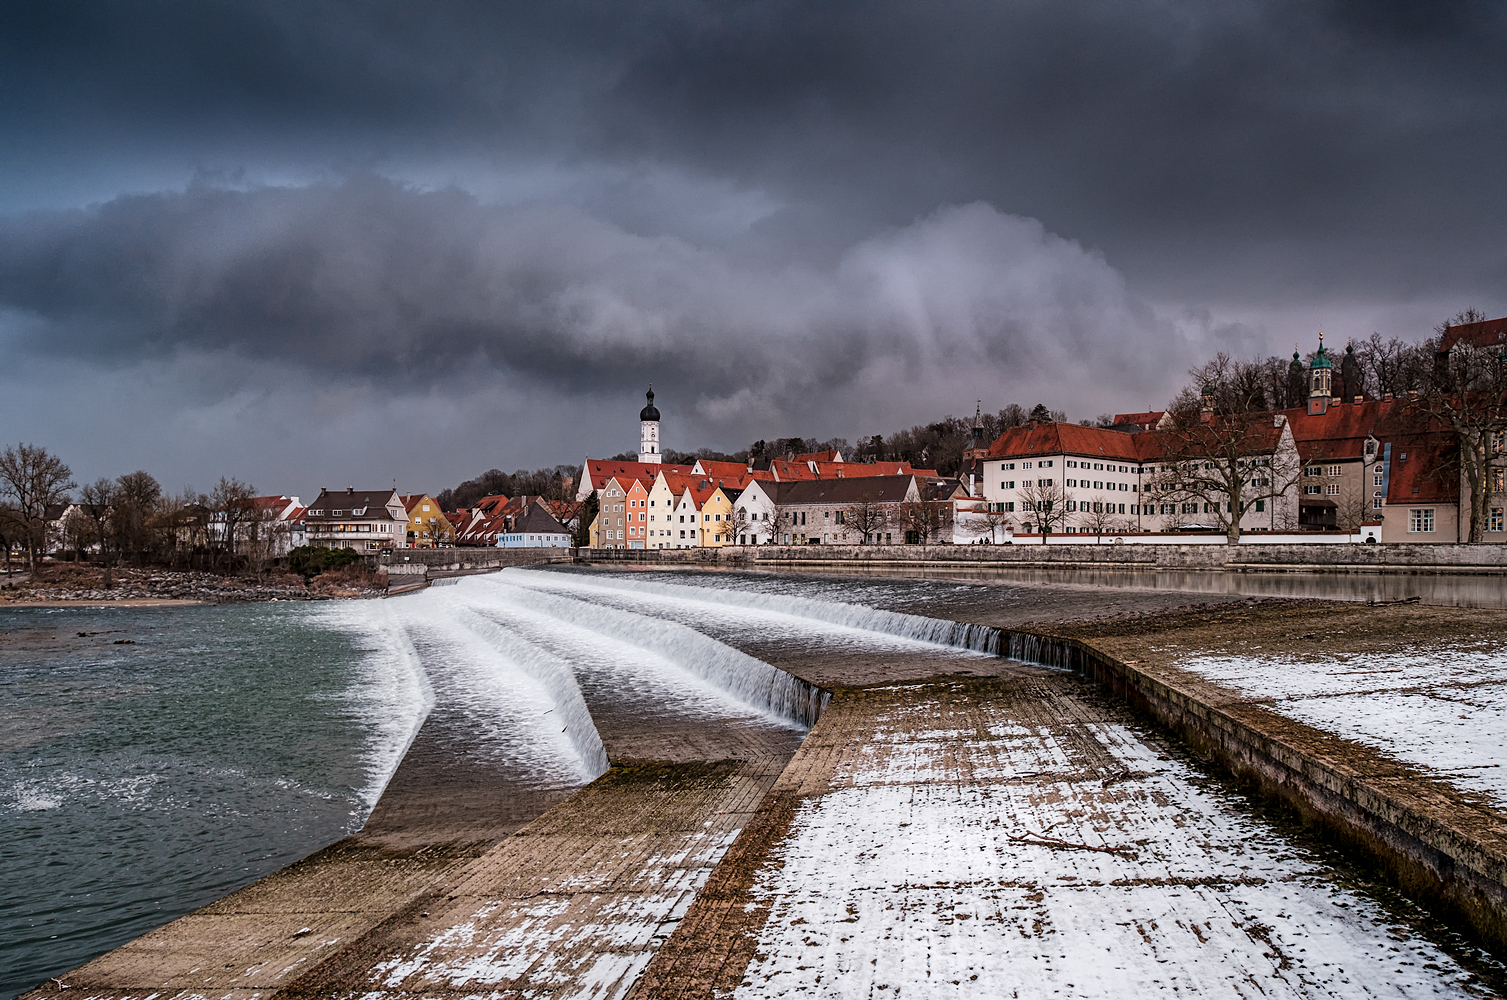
696;485;736;547
399;494;453;548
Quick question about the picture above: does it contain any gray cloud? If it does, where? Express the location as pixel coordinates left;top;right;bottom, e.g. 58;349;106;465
0;1;1503;487
0;177;1176;442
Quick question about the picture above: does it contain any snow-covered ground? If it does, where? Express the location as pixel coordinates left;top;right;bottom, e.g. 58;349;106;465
735;697;1488;998
1174;643;1507;806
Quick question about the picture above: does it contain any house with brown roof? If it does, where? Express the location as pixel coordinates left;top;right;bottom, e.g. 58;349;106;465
304;488;407;552
768;476;921;545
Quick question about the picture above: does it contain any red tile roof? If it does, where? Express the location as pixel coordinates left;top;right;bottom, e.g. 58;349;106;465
986;423;1147;463
1439;316;1507;353
584;459;691;491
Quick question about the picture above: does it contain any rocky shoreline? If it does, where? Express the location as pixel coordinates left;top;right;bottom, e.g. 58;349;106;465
0;565;386;604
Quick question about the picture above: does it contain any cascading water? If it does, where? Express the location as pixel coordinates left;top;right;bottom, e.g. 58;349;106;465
457;576;827;728
501;569;1005;655
448;604;608;777
390;590;609;783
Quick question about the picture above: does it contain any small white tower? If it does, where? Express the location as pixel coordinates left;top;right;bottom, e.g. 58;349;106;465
638;386;662;464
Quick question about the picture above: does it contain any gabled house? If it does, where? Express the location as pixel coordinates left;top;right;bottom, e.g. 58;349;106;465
496;503;572;548
399;494;453;548
304;488;407;552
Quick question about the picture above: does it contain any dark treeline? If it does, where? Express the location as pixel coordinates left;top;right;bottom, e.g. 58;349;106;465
434;464;580;511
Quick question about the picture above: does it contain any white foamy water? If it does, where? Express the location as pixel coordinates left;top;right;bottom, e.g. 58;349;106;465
313;601;436;811
499;568;1001;656
387;588;609;786
446;582;806;730
450;575;825;727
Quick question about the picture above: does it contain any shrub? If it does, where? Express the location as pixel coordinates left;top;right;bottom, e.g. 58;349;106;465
286;546;362;580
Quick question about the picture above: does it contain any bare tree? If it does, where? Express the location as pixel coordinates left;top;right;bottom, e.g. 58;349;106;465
0;504;20;574
210;477;257;571
113;471;162;564
1015;478;1072;541
725;505;751;545
1074;500;1126;542
770;502;798;544
966;503;1014;543
898;499;948;543
1151;357;1304;543
78;478;119;586
0;444;76;569
840;494;890;544
1416;311;1507;542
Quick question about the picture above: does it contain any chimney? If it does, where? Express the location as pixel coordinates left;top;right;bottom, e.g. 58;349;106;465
347;486;354;494
1353;395;1363;405
1383;391;1394;402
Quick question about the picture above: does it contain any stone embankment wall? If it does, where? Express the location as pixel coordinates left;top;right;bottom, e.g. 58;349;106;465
379;547;570;588
1006;629;1507;952
582;542;1507;573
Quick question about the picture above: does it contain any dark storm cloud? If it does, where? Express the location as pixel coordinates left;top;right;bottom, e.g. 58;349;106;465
0;174;1172;415
4;1;1504;299
0;1;1503;485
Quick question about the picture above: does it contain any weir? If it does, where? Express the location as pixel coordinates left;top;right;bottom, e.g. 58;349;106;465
17;568;1507;999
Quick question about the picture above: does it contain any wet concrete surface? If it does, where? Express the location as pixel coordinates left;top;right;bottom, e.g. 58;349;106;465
20;579;1507;1000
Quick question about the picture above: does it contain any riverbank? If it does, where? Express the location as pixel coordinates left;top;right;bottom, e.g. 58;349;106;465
0;565;380;604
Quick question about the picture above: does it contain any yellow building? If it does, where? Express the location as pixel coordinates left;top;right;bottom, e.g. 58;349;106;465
696;485;737;547
399;494;453;548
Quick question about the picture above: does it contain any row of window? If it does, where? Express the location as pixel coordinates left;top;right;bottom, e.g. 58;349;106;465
1066;479;1134;491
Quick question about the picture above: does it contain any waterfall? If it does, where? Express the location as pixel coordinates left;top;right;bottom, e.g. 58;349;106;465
464;576;827;728
503;570;1004;655
443;603;610;778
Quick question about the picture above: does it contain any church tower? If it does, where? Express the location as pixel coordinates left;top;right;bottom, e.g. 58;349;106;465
1307;333;1333;416
638;386;662;464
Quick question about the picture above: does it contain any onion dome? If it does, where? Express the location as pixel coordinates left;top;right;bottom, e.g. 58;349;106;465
1311;333;1332;369
640;386;660;421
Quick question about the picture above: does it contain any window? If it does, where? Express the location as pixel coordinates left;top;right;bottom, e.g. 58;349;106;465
1067;500;1078;512
1001;462;1016;470
836;511;846;524
1160;504;1174;515
1305;485;1321;495
1492;508;1504;532
1325;483;1340;496
1093;480;1102;490
1022;461;1033;469
1039;478;1053;487
1255;499;1265;512
1117;504;1125;514
1067;460;1078;468
1373;493;1384;510
1004;502;1015;512
1328;465;1342;477
714;513;721;521
1067;478;1077;487
1374;475;1384;486
1409;508;1435;533
1041;460;1053;468
1304;467;1321;477
1002;480;1015;489
1494;469;1506;493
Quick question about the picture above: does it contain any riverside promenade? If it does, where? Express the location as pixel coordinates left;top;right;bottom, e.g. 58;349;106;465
20;580;1507;998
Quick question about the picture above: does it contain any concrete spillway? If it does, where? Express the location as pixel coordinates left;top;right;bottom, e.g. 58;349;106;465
18;569;1506;1000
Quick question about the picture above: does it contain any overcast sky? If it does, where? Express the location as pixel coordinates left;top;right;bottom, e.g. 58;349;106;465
2;0;1504;497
